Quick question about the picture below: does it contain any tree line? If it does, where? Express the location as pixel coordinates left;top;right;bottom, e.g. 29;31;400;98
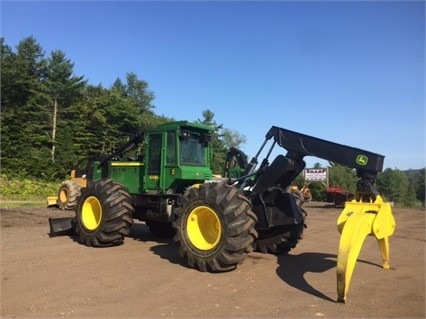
1;36;424;207
1;36;244;179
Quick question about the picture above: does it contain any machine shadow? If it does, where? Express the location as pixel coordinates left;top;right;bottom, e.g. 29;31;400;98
276;252;337;302
129;222;187;267
276;252;382;302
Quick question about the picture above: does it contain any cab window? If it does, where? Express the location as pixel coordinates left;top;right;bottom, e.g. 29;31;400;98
180;136;205;166
166;132;176;165
148;134;162;174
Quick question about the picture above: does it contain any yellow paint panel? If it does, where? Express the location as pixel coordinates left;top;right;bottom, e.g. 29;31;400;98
46;196;58;207
110;162;144;167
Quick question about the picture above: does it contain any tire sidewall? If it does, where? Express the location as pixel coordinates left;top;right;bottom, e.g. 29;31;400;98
178;194;227;258
58;180;81;209
174;182;257;271
75;186;106;236
74;178;133;246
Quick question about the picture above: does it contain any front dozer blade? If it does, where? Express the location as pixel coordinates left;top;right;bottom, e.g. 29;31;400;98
48;217;75;237
46;196;58;208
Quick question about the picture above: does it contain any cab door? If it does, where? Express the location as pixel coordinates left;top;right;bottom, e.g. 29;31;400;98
145;133;162;190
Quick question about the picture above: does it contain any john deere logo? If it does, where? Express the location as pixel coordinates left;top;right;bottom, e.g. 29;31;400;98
356;155;368;166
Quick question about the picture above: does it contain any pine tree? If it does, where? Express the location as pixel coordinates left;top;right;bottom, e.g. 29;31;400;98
0;37;50;177
42;50;86;163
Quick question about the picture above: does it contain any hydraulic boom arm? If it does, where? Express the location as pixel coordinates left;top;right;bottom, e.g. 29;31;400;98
242;125;394;303
242;126;385;203
265;126;384;177
98;131;144;168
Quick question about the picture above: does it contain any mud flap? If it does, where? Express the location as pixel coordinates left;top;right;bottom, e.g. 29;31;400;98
48;217;75;237
336;195;395;303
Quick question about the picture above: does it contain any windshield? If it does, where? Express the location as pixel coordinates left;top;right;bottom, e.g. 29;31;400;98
180;136;206;166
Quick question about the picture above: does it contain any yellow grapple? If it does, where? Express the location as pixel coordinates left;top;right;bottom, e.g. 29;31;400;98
336;195;395;303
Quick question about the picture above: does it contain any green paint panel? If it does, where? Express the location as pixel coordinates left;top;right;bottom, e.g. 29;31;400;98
108;163;145;193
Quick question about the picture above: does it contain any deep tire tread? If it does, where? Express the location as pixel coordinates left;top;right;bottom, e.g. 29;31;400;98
173;182;258;272
253;191;306;255
57;180;82;210
253;206;306;255
75;178;134;247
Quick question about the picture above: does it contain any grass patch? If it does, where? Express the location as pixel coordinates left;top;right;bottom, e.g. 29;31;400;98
0;200;47;209
1;176;59;199
0;176;59;209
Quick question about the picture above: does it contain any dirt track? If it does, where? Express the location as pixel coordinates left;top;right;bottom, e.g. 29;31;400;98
1;202;425;318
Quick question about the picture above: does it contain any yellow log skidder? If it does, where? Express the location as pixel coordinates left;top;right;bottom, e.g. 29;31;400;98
48;121;395;302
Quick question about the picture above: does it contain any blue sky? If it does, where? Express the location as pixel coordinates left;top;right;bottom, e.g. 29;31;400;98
1;1;425;170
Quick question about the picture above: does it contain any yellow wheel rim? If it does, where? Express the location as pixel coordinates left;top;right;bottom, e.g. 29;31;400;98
59;188;68;203
187;205;221;250
81;196;102;231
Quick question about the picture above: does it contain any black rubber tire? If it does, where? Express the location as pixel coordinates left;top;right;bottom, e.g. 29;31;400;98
173;181;258;272
253;206;307;255
146;220;176;238
57;180;81;210
74;178;134;247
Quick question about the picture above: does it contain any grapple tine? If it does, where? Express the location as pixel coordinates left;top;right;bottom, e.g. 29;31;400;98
336;211;375;303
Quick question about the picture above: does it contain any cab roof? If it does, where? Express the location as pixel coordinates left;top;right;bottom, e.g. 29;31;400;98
150;121;215;133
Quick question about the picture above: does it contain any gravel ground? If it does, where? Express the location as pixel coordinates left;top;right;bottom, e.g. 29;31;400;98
1;201;424;318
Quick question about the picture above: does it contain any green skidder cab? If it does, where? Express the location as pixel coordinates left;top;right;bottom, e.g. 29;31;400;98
92;121;214;194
